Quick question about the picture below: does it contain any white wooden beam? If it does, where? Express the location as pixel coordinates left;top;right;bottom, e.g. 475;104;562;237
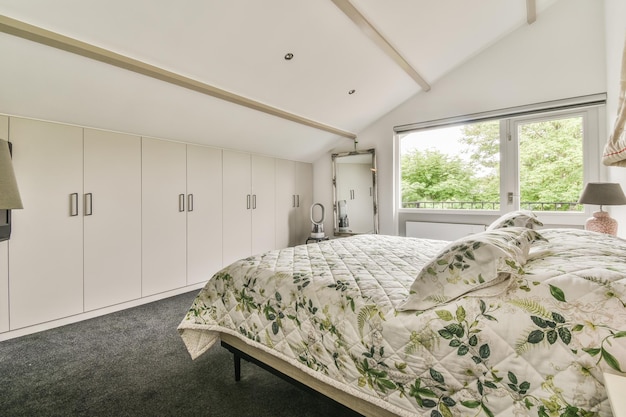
0;15;357;140
330;0;431;92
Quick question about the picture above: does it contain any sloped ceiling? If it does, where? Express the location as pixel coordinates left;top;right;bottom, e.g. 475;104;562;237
0;0;557;162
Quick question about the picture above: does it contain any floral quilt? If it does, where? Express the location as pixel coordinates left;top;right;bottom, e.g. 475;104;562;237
178;230;626;417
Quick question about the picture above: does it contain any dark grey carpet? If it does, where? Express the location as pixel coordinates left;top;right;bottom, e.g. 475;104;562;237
0;291;359;417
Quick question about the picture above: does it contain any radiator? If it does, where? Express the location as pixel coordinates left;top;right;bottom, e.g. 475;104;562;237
406;221;485;241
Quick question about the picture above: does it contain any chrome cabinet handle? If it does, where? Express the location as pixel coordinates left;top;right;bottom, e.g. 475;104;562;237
247;194;251;209
187;194;194;212
70;193;79;217
292;195;295;208
85;193;93;216
252;194;257;209
297;194;300;207
179;194;185;212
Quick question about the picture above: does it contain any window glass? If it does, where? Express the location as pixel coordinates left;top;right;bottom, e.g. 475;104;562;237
517;116;584;212
399;108;596;214
400;120;500;210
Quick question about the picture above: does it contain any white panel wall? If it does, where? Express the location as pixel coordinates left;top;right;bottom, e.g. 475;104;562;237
314;0;608;236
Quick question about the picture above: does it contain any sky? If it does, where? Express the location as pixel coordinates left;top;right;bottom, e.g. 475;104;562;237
400;125;465;157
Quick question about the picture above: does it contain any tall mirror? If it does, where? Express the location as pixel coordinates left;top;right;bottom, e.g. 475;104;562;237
332;149;378;235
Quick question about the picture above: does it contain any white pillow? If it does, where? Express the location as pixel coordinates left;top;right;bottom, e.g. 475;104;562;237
486;210;543;231
397;227;547;311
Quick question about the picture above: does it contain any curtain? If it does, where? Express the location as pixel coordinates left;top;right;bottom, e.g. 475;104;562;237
603;36;626;166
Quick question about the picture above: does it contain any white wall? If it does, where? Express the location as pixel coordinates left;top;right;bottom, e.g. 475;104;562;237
314;0;608;236
604;0;626;238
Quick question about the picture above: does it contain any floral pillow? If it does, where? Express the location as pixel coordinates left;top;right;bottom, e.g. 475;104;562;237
486;210;543;230
397;227;547;311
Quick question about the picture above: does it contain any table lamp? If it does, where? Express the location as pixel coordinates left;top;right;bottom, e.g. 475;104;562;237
578;182;626;235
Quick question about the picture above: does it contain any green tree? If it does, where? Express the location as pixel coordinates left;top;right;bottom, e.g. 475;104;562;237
518;118;583;208
401;149;478;207
460;121;500;171
401;116;583;210
459;121;500;203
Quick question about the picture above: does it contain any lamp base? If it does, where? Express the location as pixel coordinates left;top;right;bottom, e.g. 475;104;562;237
585;210;618;236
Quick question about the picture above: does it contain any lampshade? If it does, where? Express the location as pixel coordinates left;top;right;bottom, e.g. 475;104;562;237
578;182;626;206
578;182;626;236
0;139;23;209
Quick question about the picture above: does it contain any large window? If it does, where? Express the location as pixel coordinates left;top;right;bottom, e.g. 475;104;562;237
400;120;501;210
396;96;605;224
516;115;584;212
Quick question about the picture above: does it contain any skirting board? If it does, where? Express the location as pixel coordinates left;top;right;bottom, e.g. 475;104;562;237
0;282;206;342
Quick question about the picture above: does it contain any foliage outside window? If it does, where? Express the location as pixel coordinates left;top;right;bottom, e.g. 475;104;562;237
399;112;586;212
518;117;583;211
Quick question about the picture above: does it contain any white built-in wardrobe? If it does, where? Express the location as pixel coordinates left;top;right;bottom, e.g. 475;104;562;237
0;115;312;337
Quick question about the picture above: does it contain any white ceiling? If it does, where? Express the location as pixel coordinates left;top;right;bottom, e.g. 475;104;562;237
0;0;557;162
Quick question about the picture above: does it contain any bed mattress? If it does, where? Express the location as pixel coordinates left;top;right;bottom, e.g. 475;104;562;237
179;230;626;417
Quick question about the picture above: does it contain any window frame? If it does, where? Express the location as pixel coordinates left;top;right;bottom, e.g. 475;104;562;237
394;94;607;228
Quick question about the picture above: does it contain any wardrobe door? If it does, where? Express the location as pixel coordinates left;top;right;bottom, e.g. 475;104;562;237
251;155;275;256
186;145;222;285
142;138;187;296
9;118;84;329
83;129;141;311
0;241;7;333
0;116;8;333
222;150;252;266
294;162;313;245
274;159;296;249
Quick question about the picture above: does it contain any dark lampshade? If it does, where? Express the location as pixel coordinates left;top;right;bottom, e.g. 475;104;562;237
0;139;23;209
578;182;626;236
578;183;626;207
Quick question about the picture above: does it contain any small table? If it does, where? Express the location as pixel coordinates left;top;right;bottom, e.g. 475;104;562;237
604;372;626;417
306;236;329;244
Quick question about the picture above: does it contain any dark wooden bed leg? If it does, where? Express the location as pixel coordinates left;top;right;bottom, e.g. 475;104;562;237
220;340;365;417
234;351;241;381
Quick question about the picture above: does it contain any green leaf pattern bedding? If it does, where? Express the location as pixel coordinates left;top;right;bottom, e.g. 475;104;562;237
178;229;626;417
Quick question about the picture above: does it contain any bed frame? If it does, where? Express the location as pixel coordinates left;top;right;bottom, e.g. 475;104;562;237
219;333;399;417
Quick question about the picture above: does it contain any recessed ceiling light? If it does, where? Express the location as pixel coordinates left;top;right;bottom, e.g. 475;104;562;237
284;53;294;60
348;89;356;95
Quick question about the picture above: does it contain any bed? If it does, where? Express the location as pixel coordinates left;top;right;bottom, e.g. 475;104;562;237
178;213;626;417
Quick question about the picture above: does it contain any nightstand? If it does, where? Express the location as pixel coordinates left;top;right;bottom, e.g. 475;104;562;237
306;236;329;244
604;372;626;417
